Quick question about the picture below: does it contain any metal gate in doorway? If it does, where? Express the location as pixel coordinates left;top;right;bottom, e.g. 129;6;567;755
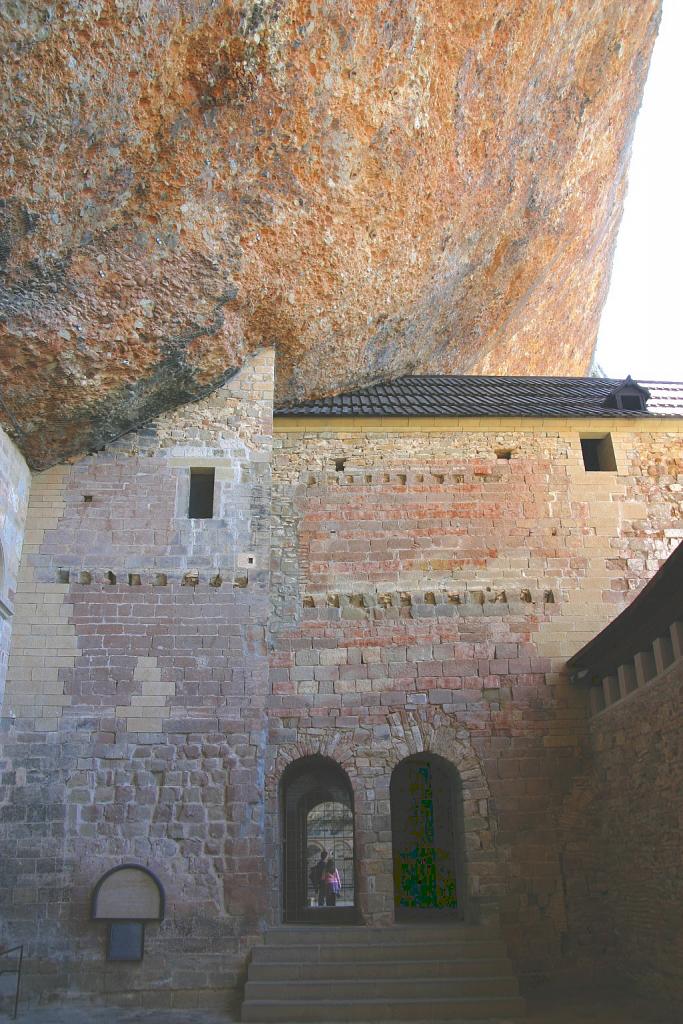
281;756;357;924
390;754;463;921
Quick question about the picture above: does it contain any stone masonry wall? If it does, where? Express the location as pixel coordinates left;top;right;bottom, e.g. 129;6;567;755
2;397;681;1010
269;417;683;980
588;658;683;1002
0;424;31;703
0;349;274;1011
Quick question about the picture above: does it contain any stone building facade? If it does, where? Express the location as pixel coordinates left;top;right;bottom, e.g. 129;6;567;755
0;350;275;1009
0;352;681;1011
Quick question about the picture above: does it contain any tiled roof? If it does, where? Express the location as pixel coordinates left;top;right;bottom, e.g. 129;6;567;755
275;376;683;419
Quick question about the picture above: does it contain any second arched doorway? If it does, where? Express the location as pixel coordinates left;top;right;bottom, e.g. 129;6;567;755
280;755;357;924
390;753;464;921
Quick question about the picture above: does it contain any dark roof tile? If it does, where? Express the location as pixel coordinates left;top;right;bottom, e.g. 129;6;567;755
275;375;683;419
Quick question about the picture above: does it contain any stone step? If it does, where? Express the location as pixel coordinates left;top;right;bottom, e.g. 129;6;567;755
248;957;516;981
242;925;525;1022
245;974;519;1001
252;940;508;964
263;925;500;945
241;994;526;1022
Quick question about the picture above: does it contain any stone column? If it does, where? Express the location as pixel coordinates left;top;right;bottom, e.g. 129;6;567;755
633;650;656;688
617;663;637;699
669;621;683;662
589;686;606;716
602;674;620;706
652;635;674;676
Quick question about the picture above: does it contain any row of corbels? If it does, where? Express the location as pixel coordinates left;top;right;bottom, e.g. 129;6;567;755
302;587;554;609
55;569;250;588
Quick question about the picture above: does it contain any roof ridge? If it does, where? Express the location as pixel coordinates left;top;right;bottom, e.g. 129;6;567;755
274;373;683;419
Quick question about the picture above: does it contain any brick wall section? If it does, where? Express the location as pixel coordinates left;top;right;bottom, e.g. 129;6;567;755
269;419;683;978
0;350;274;1010
266;607;587;969
0;424;30;703
272;421;683;670
587;659;683;1001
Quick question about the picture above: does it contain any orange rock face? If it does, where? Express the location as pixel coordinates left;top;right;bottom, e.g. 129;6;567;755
0;1;661;467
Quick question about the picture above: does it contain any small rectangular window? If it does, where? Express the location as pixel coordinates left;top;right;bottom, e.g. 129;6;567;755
188;468;215;518
580;435;616;472
619;394;644;411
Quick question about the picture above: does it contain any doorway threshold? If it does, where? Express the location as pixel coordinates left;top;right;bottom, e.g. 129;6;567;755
394;907;462;923
284;907;359;925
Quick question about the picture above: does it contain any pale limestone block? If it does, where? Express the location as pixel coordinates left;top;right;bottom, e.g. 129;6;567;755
116;705;170;720
34;717;59;731
141;679;176;696
623;502;648;520
124;718;164;732
42;694;72;707
37;680;68;695
133;656;162;682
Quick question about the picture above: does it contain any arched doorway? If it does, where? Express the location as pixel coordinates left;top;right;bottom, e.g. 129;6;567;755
390;753;463;921
280;755;357;924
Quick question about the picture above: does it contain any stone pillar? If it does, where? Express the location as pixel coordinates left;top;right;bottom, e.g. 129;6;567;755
602;674;620;706
361;771;394;926
652;635;674;676
617;663;637;699
589;686;606;716
669;620;683;662
633;649;656;688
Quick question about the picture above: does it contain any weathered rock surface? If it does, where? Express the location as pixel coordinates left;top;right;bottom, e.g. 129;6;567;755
0;0;661;468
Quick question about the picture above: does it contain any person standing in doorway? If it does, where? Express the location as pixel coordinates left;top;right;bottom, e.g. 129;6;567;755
310;849;328;907
323;856;341;907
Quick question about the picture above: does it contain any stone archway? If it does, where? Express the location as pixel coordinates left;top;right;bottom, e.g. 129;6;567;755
377;709;501;925
266;712;500;926
266;738;361;925
280;754;357;923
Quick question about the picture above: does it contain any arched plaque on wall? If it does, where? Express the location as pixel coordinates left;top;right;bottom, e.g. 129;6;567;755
91;865;164;962
92;865;164;921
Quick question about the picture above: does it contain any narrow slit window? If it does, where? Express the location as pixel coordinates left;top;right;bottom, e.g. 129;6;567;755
580;435;616;472
189;468;215;519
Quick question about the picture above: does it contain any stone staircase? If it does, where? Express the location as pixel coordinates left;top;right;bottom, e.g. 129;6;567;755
241;923;525;1021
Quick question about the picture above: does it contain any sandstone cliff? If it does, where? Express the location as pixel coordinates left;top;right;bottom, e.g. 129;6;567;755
0;1;661;467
